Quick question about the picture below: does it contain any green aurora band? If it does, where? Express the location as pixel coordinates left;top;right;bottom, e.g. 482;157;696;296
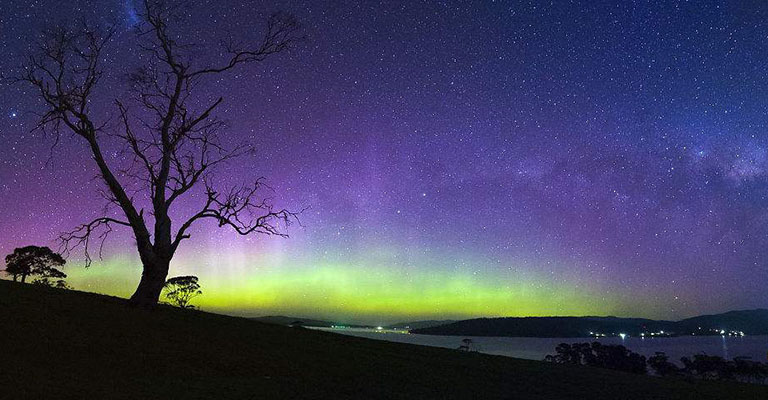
61;250;647;325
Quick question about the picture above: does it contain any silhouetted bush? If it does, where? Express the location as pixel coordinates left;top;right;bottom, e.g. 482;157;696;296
546;343;768;384
679;354;768;384
457;338;475;351
163;276;202;309
681;354;735;381
648;352;681;377
733;357;768;384
545;342;647;374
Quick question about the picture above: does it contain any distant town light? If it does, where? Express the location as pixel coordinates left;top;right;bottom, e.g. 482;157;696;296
619;333;627;339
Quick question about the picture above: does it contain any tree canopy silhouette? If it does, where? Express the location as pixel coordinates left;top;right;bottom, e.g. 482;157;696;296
4;246;67;285
163;275;202;309
545;342;647;374
11;0;303;306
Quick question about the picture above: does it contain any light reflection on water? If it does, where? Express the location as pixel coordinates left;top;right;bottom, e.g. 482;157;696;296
314;327;768;364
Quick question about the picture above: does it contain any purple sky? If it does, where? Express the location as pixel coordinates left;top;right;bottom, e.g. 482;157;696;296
1;0;768;322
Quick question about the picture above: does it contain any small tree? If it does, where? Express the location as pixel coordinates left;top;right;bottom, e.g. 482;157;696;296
4;246;66;284
457;338;474;351
54;280;73;290
163;276;202;309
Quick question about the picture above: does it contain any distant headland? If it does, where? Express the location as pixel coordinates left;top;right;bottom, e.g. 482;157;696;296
409;309;768;338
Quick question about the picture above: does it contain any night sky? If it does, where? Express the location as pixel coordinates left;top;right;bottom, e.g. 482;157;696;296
2;0;768;325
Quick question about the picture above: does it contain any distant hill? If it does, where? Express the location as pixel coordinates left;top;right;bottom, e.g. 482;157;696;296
386;320;457;330
250;315;371;328
411;310;768;338
677;309;768;335
411;316;672;338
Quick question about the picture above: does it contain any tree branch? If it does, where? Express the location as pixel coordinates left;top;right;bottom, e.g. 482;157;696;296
59;217;132;267
172;179;303;250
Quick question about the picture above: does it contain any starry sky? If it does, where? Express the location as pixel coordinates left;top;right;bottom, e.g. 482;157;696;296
1;0;768;325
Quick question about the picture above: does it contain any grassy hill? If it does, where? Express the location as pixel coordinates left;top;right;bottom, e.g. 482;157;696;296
1;280;766;400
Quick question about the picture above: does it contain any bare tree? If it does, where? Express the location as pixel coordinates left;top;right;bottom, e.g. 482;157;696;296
12;0;302;306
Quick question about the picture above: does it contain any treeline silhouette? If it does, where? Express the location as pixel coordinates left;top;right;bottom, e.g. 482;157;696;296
546;342;768;384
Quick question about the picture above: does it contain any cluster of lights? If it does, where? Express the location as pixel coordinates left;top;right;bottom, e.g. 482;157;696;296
634;328;748;337
639;330;669;338
718;329;745;337
588;331;628;339
694;326;746;337
587;327;750;339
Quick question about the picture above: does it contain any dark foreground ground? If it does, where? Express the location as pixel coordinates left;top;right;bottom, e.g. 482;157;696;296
1;280;766;400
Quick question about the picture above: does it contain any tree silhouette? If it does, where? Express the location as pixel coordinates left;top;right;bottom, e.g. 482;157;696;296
32;270;73;289
4;246;67;285
11;0;303;306
681;354;736;381
647;352;681;377
457;338;474;351
545;342;647;374
163;275;202;309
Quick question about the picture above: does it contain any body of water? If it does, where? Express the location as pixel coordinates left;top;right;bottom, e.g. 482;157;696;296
315;327;768;364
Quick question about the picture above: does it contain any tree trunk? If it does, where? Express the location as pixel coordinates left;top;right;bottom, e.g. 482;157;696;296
129;259;170;307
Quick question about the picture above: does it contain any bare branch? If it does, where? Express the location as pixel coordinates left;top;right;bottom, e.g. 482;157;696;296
172;178;303;250
189;13;302;78
59;217;132;267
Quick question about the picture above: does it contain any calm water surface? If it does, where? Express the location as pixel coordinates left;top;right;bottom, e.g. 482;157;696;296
315;328;768;364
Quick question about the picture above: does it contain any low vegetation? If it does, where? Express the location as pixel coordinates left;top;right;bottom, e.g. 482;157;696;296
546;342;768;385
2;280;768;399
545;342;648;374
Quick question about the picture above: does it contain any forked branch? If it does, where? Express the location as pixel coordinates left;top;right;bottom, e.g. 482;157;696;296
59;217;132;267
173;178;302;249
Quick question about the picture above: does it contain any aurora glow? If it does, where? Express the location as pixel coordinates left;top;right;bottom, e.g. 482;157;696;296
2;1;768;324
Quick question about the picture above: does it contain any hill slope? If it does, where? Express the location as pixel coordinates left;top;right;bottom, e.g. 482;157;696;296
677;309;768;334
1;280;766;400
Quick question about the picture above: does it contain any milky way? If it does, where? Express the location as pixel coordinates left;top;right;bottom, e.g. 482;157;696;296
1;1;768;324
